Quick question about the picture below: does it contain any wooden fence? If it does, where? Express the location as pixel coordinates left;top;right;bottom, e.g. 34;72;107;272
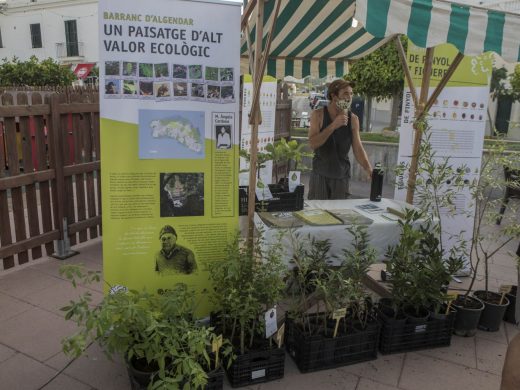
0;87;101;271
0;83;292;272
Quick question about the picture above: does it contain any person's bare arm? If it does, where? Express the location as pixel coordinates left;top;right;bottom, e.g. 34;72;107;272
308;109;348;150
350;113;372;179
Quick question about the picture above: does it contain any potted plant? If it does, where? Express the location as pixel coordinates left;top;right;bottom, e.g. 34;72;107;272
208;232;286;387
266;137;313;187
382;208;461;353
396;128;482;338
60;265;233;390
285;224;380;372
459;139;520;332
238;138;312;215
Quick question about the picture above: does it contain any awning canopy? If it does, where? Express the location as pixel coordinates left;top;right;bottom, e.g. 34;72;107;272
356;0;520;64
241;0;520;79
73;63;95;79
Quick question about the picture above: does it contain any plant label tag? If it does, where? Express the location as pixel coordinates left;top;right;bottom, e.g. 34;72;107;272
500;285;513;294
212;334;223;353
265;307;277;338
332;308;347;320
288;171;301;192
255;184;273;201
251;369;266;379
415;324;427;333
275;323;285;348
446;290;458;301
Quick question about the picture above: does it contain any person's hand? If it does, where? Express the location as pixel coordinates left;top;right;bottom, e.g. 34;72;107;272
366;167;373;180
331;113;348;130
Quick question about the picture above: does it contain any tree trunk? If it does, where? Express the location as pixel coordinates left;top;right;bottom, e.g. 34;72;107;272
365;96;373;132
389;92;401;131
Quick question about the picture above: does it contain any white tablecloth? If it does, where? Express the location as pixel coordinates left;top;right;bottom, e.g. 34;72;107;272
254;198;411;266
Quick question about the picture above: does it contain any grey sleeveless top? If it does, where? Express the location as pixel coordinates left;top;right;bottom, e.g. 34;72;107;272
312;107;352;179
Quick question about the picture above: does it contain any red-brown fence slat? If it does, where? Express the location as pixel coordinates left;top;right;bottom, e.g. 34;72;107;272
83;110;98;239
0;174;14;269
72;105;87;243
2;93;29;265
48;94;66;247
59;98;77;246
34;93;55;255
18;92;42;259
0;96;14;269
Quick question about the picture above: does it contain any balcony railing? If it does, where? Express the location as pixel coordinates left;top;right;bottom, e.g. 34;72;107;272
56;42;84;59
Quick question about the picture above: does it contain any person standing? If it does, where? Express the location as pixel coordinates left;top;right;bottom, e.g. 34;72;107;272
307;79;372;199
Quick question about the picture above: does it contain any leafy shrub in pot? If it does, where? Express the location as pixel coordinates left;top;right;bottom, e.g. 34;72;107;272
60;265;232;389
207;232;286;386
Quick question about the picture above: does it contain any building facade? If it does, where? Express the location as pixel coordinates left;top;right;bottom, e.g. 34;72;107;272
0;0;98;65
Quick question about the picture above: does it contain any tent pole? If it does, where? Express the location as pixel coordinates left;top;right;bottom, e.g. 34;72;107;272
246;24;254;76
424;52;465;112
406;47;434;204
246;0;281;245
241;0;258;31
394;35;419;108
246;0;264;246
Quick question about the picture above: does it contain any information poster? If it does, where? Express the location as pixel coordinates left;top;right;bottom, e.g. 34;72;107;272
395;43;492;271
239;75;277;186
99;0;241;315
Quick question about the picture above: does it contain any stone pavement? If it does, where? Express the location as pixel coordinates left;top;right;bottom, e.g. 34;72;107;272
0;182;519;389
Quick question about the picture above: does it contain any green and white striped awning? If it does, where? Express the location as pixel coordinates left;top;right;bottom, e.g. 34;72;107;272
241;0;520;79
356;0;520;63
240;0;391;79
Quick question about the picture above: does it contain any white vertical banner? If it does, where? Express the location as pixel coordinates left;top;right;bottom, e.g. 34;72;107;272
395;43;492;272
99;0;241;315
239;74;277;186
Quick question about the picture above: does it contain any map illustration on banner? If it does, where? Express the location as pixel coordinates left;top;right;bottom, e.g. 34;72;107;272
99;0;241;316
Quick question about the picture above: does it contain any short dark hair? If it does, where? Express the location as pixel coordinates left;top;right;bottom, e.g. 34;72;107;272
159;225;177;238
327;79;353;100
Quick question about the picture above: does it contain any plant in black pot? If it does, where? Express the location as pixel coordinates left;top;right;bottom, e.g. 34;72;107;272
460;139;520;333
60;265;233;390
208;232;286;387
266;137;313;187
285;224;380;372
397;128;480;337
382;209;462;353
239;138;310;214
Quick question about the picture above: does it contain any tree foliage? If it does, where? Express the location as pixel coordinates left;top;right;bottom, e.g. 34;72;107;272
346;37;406;101
509;64;520;100
491;65;520;102
0;56;75;86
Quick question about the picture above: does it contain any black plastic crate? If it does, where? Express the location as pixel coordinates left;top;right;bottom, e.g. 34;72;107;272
226;347;285;388
285;316;379;373
378;308;455;354
129;364;224;390
238;184;304;215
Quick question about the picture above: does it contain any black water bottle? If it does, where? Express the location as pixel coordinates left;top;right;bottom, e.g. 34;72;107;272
370;163;384;202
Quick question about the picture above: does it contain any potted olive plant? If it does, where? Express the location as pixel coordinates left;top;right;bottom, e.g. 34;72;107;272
395;127;482;338
208;232;286;387
285;224;380;372
458;139;520;332
60;265;232;390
